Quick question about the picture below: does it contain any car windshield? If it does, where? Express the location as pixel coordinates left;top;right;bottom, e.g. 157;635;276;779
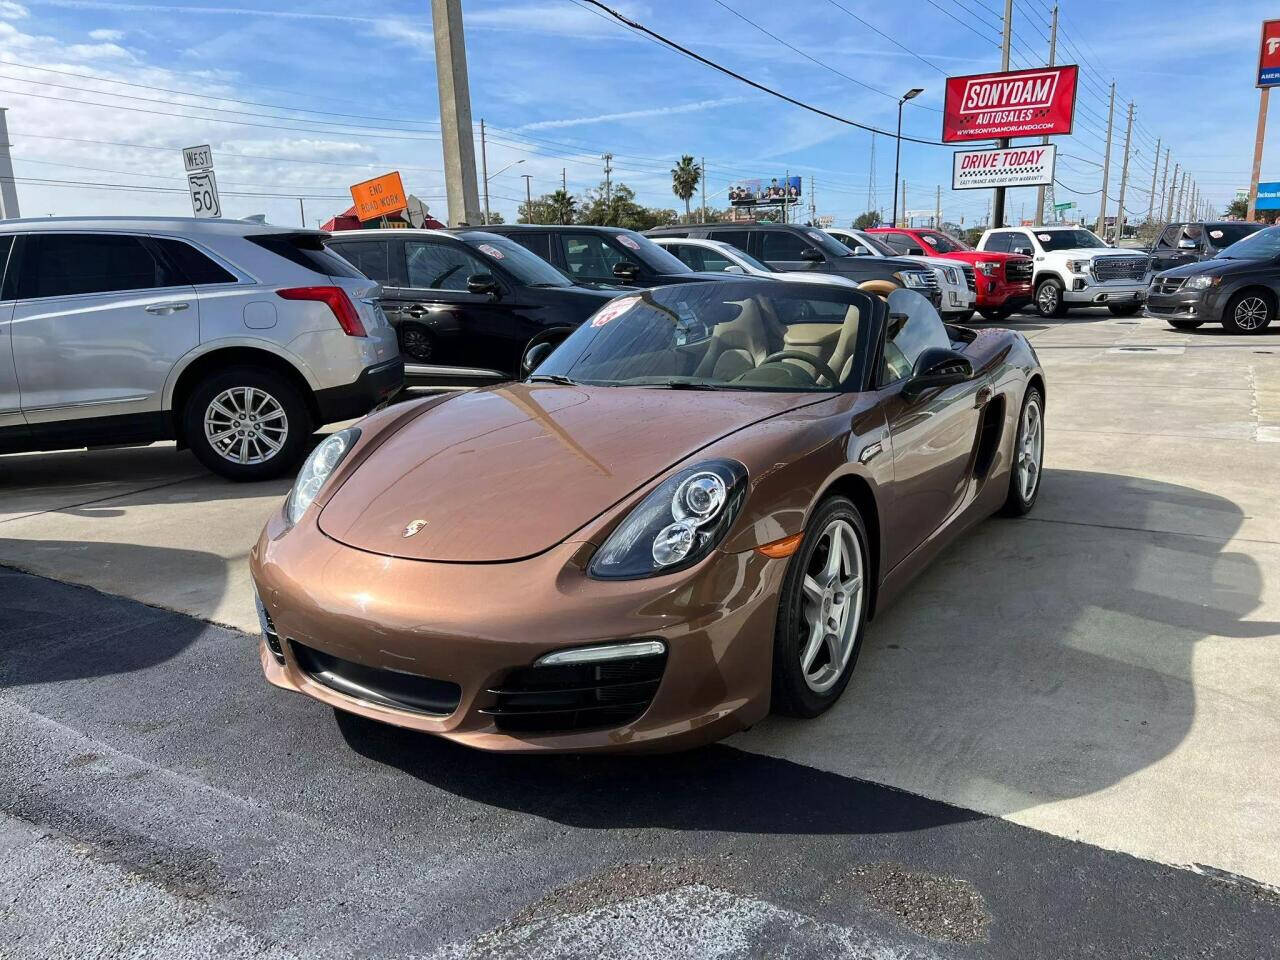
532;280;878;392
613;230;695;274
1036;229;1106;251
844;231;896;256
1216;224;1280;259
716;244;775;272
917;230;970;253
1206;223;1264;252
803;228;863;258
463;234;573;286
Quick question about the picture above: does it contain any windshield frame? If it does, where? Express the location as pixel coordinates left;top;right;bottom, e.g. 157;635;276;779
1214;224;1280;260
530;279;881;394
915;229;971;253
459;233;575;287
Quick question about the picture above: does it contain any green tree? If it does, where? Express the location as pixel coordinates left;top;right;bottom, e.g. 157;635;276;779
483;210;506;225
1226;197;1248;219
852;210;882;230
545;188;576;225
578;182;677;231
670;155;702;224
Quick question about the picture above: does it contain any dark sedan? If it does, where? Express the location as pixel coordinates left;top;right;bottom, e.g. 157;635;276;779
1146;225;1280;334
326;229;624;377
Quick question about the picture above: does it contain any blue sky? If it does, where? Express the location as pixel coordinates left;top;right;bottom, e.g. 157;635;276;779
0;0;1274;228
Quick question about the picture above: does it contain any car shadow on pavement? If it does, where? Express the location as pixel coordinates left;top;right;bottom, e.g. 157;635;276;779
339;468;1276;832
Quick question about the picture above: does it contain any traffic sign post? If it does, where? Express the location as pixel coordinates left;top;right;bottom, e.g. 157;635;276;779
1248;20;1280;220
183;144;221;219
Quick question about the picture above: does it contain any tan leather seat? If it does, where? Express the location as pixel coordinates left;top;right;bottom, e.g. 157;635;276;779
693;298;774;380
858;279;898;300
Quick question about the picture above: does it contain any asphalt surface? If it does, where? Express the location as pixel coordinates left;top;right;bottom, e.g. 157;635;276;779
3;567;1280;958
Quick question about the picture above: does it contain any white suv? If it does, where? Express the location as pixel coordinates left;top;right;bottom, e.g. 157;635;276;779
0;217;402;480
978;225;1149;318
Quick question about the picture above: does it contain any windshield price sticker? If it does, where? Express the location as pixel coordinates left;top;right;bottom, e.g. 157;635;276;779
591;296;639;327
617;235;640;250
478;244;505;259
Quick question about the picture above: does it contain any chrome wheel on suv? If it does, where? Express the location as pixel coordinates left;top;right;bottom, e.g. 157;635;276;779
203;387;289;466
185;366;311;482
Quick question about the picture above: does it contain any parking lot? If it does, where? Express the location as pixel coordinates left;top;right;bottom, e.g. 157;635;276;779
3;306;1280;957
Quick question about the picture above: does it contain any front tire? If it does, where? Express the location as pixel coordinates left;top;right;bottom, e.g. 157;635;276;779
184;366;311;482
1000;386;1045;517
1223;290;1274;334
771;497;870;718
1034;278;1069;318
1108;303;1142;317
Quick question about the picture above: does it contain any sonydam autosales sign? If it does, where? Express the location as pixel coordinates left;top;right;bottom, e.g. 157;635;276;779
943;65;1078;142
952;144;1057;191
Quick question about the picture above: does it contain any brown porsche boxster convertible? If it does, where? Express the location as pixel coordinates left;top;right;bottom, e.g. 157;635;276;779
250;278;1044;752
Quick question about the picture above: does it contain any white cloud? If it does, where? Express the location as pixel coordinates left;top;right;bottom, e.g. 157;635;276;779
517;96;746;131
64;41;133;60
0;2;28;19
88;27;123;40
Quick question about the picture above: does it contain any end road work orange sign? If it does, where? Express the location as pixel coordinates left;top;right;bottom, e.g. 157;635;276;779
350;172;407;222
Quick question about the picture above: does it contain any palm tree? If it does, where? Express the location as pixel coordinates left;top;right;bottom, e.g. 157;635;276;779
671;155;702;224
546;189;576;225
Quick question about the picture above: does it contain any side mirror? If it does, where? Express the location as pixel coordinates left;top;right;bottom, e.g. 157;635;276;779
522;340;555;375
723;264;746;274
903;346;973;398
800;247;824;262
907;246;927;256
851;245;872;257
612;261;639;281
467;273;499;297
1013;246;1033;257
1177;239;1197;250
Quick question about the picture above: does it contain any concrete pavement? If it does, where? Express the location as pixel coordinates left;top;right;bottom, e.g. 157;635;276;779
1;309;1278;896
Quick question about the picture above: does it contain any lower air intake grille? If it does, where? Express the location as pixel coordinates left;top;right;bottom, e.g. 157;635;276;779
482;649;667;733
290;641;461;716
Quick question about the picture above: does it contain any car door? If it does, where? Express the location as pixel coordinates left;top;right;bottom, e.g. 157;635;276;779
559;232;638;287
663;242;705;271
398;237;536;373
10;232;198;437
0;236;22;446
877;290;986;570
759;229;823;272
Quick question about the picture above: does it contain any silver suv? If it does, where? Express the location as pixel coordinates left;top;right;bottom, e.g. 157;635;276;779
0;217;402;480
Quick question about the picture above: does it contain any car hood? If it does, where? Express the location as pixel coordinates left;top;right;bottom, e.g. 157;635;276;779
1073;247;1145;259
1159;257;1250;279
318;384;822;562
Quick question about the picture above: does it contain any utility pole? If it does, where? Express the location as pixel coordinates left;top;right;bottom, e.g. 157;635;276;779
479;118;490;225
298;198;305;228
430;0;480;225
1157;148;1170;225
992;0;1014;228
1145;137;1160;225
1111;102;1134;244
935;184;941;229
522;174;533;222
868;132;877;215
0;109;19;218
1035;3;1059;224
809;176;817;225
602;153;613;224
561;167;567;193
1165;162;1179;223
901;179;907;227
1095;82;1116;235
1175;171;1188;221
701;156;707;223
1248;87;1271;221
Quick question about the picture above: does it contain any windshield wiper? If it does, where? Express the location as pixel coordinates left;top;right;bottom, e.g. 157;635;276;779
636;379;729;390
526;374;577;385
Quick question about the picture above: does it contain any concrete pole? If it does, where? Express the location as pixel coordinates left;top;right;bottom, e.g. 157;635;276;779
1111;103;1134;243
602;153;613;224
1035;3;1059;224
1095;82;1116;235
991;0;1014;228
901;180;907;227
1175;171;1188;221
479;118;490;226
522;174;533;222
1145;137;1160;224
1165;162;1179;223
935;184;941;229
1248;88;1270;221
0;109;20;219
430;0;481;226
298;198;305;228
1157;148;1170;225
700;156;707;223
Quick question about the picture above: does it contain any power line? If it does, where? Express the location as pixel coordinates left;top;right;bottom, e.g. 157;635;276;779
820;0;950;76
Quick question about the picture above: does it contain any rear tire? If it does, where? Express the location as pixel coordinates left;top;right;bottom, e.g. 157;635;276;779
1107;303;1142;317
771;496;870;718
1223;290;1274;334
184;366;311;482
1168;319;1203;330
999;386;1045;517
1034;278;1069;318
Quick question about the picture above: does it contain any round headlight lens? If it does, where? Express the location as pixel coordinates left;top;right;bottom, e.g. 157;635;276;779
285;427;359;527
674;471;727;522
652;521;697;566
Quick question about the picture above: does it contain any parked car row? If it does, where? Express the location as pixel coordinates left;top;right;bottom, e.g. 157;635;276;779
1146;223;1280;334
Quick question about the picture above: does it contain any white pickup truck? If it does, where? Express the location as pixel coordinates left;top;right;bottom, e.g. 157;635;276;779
977;225;1149;318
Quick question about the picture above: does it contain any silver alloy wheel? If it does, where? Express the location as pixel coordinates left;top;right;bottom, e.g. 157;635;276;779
203;386;289;465
1017;395;1043;502
1036;282;1059;314
1234;296;1269;331
799;518;864;694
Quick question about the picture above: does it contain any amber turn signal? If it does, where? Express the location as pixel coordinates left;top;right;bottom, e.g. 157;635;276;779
754;533;804;558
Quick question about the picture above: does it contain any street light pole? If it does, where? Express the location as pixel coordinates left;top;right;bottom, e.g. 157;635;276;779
892;88;923;228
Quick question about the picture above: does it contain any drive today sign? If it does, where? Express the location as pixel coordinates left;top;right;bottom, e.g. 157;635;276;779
952;145;1057;191
943;65;1079;142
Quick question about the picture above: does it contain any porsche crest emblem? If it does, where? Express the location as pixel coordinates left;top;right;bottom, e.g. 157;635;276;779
402;519;429;538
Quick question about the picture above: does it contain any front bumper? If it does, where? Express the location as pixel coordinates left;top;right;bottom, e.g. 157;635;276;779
1145;286;1222;321
249;513;784;753
973;274;1032;309
313;357;405;424
1061;275;1147;305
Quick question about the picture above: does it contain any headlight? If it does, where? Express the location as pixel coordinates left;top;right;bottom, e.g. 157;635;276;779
284;427;360;527
1184;275;1220;290
588;459;747;580
975;260;1000;277
1066;259;1091;273
900;270;931;289
942;266;960;285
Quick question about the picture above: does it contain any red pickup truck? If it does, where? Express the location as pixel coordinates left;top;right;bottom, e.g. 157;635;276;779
868;227;1033;320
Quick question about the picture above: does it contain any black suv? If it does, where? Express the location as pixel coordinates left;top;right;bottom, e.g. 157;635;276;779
645;222;940;304
1146;223;1280;334
326;229;622;377
458;224;731;289
1148;220;1264;274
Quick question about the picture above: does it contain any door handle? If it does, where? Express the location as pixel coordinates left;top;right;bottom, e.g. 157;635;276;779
145;301;189;315
974;385;993;408
404;305;429;319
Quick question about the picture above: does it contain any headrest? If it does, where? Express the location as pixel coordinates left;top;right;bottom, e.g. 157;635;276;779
858;279;898;299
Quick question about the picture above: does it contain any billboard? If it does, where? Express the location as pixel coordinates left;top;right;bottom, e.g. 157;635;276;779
943;65;1078;142
1259;20;1280;86
1254;181;1280;210
952;144;1056;190
350;171;407;222
729;176;801;206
